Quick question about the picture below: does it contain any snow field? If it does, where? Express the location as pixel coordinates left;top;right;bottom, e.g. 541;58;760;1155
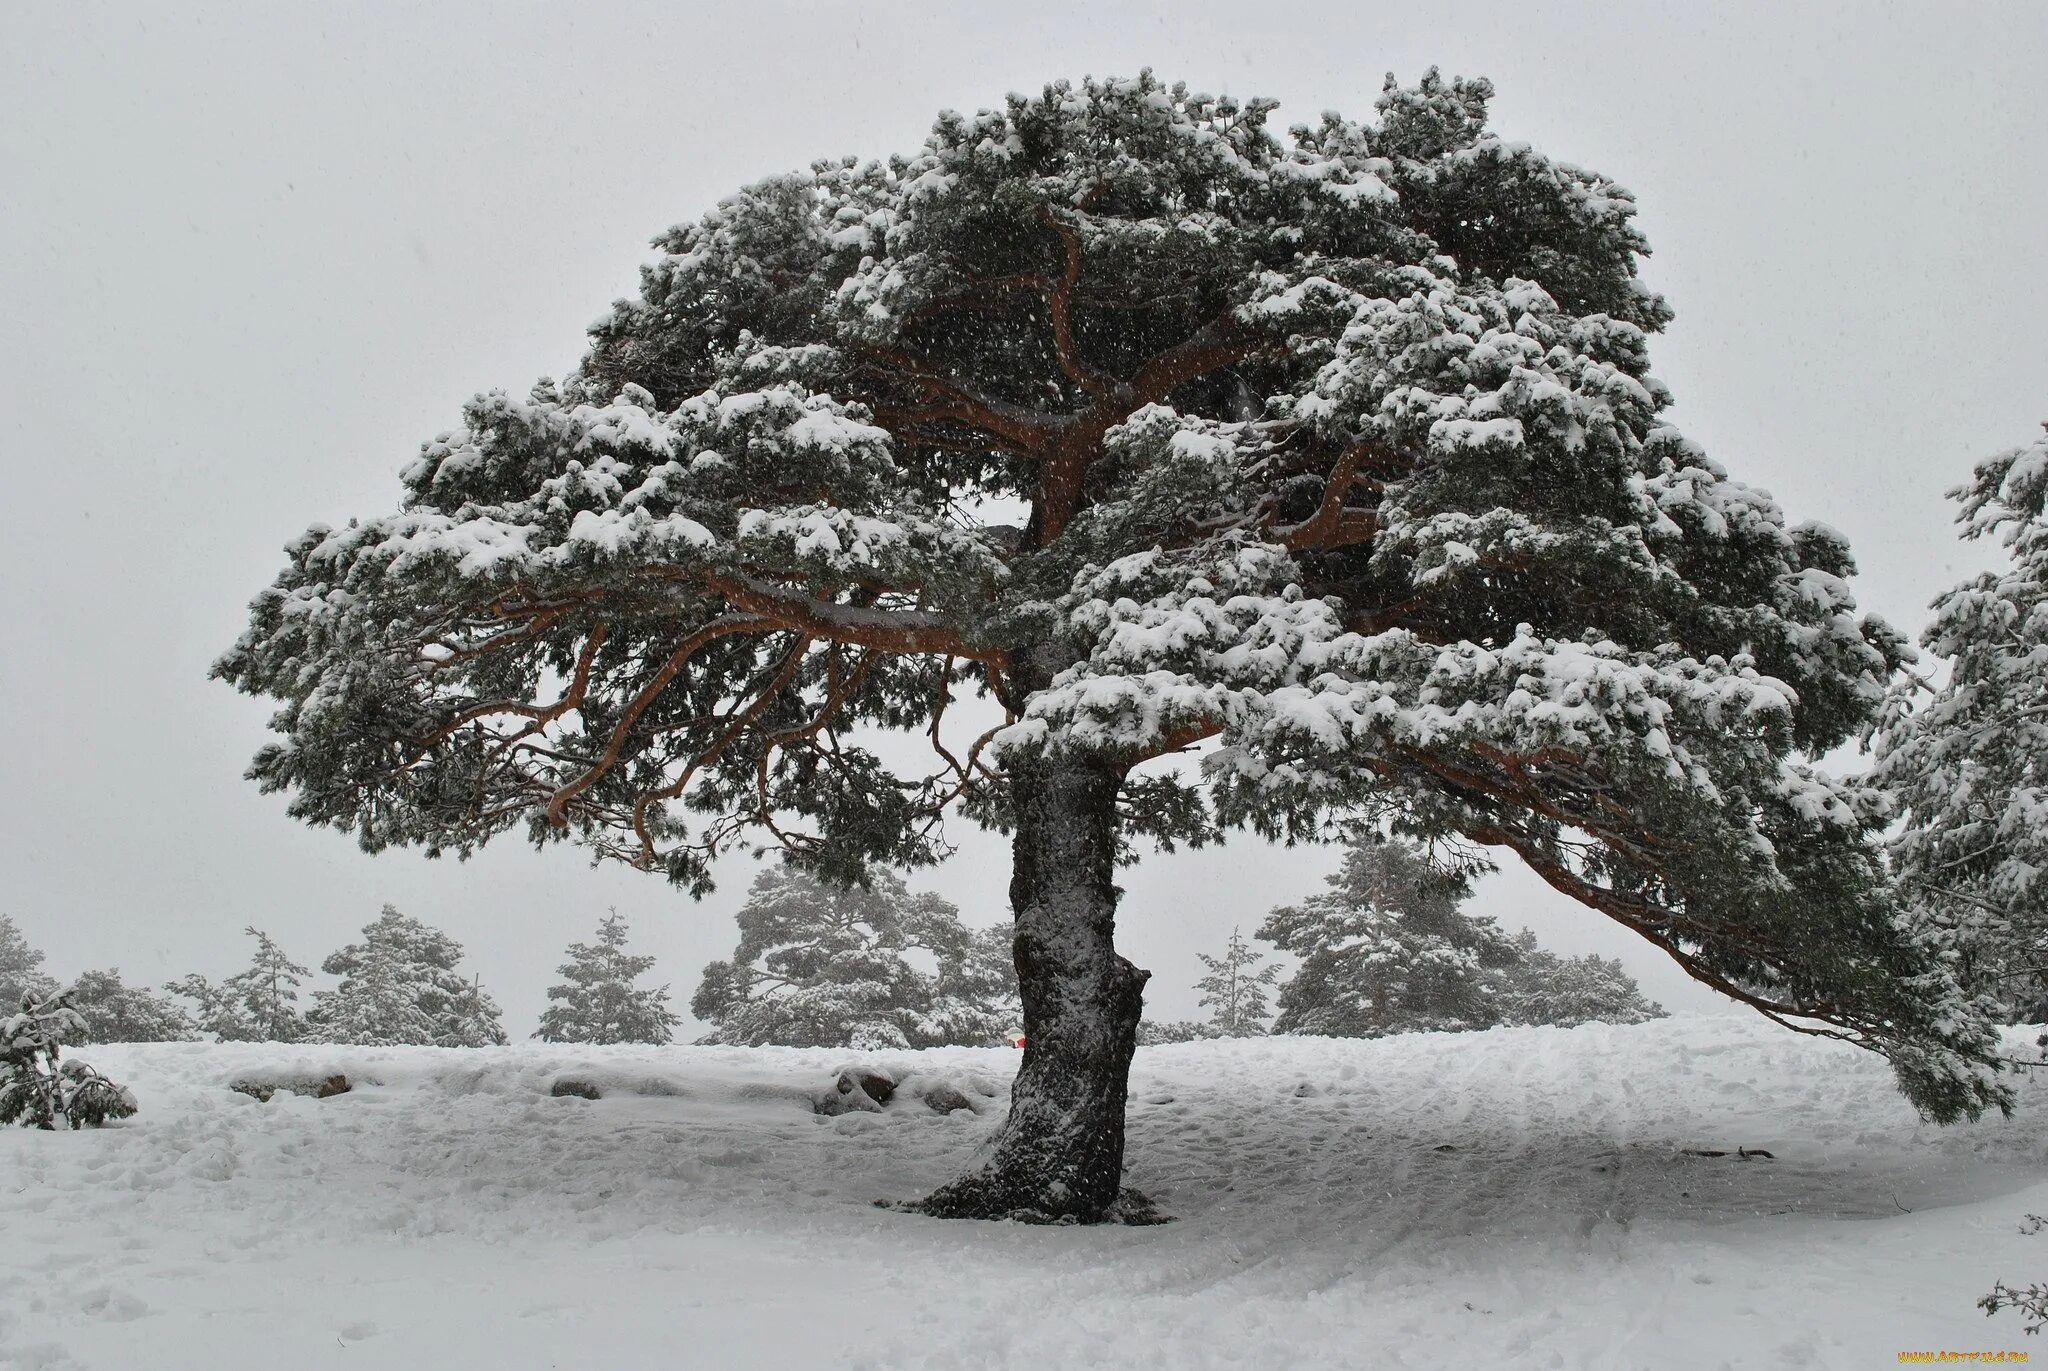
3;1016;2046;1369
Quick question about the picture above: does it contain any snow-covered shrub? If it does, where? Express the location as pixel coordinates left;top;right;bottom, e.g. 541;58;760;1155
1137;1019;1225;1046
536;911;679;1045
1;989;137;1130
694;868;1016;1049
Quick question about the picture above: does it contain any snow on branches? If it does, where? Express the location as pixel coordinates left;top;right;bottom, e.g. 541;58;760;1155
219;69;2005;1128
1874;427;2048;1021
536;911;680;1046
693;867;1017;1049
2;989;138;1131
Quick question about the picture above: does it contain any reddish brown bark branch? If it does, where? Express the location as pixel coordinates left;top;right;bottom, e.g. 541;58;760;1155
697;571;1002;664
630;633;813;864
1036;207;1113;400
544;617;764;828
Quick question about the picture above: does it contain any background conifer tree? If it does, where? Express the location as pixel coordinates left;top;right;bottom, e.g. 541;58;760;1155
693;868;1016;1048
1495;931;1665;1028
63;969;198;1045
0;915;57;1008
311;906;507;1047
1261;837;1521;1037
219;71;2007;1220
170;927;312;1043
1194;928;1279;1036
536;911;679;1045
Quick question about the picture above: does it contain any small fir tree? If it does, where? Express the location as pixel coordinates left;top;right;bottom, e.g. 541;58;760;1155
170;926;313;1043
311;906;507;1047
536;911;679;1045
1873;425;2048;1021
64;969;199;1044
1193;928;1280;1036
1;989;137;1130
0;916;58;1008
693;868;1017;1048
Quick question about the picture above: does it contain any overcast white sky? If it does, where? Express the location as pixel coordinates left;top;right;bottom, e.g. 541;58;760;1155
3;1;2043;1035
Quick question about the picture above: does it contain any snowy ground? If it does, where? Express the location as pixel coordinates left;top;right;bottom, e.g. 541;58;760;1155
4;1018;2046;1370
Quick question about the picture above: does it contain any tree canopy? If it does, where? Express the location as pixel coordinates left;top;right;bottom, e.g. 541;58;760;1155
219;70;2008;1216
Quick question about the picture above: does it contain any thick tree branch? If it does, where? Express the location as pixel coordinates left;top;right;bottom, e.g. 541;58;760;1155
695;571;1001;663
1036;207;1114;399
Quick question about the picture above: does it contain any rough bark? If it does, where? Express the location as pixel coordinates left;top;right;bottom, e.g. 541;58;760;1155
905;751;1159;1223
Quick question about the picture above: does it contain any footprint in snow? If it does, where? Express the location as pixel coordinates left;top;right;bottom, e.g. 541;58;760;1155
338;1320;380;1342
78;1286;150;1322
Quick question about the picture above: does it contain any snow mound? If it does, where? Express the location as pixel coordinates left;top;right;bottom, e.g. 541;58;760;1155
3;1018;2046;1368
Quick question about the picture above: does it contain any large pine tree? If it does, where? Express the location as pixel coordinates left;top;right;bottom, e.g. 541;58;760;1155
536;911;679;1045
217;72;2006;1221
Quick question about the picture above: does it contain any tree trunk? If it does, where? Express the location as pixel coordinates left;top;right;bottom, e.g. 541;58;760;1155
906;751;1158;1223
